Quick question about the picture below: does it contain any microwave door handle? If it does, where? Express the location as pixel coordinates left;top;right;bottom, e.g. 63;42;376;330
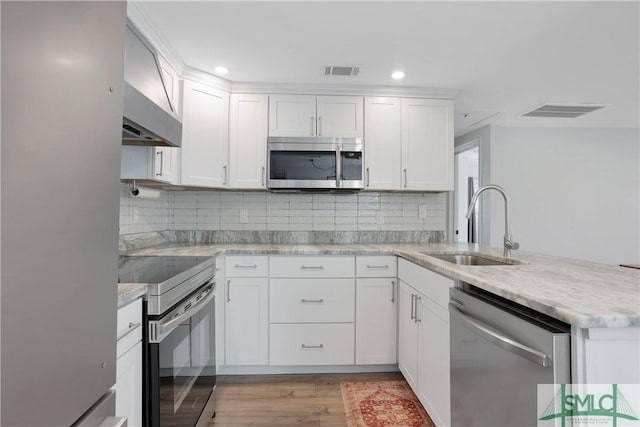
336;145;342;188
158;288;215;336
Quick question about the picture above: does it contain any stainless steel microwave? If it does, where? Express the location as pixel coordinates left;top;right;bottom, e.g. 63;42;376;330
267;137;364;191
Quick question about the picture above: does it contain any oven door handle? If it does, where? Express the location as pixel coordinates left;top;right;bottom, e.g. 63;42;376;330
159;288;215;335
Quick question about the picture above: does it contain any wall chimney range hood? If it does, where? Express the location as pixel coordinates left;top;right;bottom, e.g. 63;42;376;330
122;23;182;147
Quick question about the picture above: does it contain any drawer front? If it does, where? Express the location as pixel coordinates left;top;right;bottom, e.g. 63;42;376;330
269;256;354;278
356;256;397;277
270;323;355;366
270;278;355;323
398;259;454;309
117;298;142;358
225;256;268;277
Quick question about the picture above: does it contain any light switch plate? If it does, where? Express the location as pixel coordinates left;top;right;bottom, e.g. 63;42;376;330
418;204;428;219
240;208;249;223
132;207;139;221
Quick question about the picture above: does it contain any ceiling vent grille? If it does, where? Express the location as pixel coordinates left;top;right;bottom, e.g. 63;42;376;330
522;104;605;118
324;66;360;77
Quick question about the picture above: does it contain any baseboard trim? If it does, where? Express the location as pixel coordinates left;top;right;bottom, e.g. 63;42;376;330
217;364;399;375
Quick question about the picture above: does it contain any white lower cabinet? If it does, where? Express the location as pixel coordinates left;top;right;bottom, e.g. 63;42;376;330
114;298;142;427
224;277;269;365
355;255;398;365
269;323;355;365
398;259;453;427
398;281;419;388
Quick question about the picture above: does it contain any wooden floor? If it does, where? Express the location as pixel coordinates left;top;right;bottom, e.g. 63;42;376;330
205;372;405;427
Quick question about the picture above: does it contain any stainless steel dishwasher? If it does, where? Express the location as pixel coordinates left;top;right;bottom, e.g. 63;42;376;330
450;285;570;427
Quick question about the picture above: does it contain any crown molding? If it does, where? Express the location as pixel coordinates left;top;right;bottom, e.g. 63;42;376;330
230;82;459;99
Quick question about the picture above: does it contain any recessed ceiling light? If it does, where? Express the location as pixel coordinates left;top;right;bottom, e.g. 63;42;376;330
391;71;405;80
214;66;229;75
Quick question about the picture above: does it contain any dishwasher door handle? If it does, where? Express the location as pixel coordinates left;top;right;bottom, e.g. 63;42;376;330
450;304;552;368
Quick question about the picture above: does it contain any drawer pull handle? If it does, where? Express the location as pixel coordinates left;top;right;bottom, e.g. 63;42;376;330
301;266;324;270
301;344;324;349
366;264;389;269
301;298;324;303
234;264;258;269
117;321;141;341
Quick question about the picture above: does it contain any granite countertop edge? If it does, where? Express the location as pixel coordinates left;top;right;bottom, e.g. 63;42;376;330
118;243;640;329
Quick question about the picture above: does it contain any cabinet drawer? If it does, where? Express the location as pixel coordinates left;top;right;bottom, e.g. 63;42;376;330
356;256;397;277
269;256;354;278
270;323;355;365
270;278;355;323
225;256;268;277
398;259;454;309
117;298;142;358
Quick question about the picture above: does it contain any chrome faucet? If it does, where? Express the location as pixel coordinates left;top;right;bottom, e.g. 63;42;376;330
466;184;520;257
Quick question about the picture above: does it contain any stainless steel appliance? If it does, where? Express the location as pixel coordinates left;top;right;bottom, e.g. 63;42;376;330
122;22;182;147
119;256;217;427
450;285;570;427
267;136;364;191
2;2;126;425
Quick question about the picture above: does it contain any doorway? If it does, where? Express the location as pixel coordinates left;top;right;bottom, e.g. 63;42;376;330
453;143;480;243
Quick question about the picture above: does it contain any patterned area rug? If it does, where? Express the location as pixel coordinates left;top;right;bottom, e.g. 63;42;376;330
341;381;436;427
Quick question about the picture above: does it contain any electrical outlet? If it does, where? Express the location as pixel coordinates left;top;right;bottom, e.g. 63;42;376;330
240;208;249;223
418;204;428;219
132;207;139;221
376;211;385;225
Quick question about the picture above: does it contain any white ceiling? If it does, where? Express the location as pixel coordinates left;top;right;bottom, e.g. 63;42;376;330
132;1;640;136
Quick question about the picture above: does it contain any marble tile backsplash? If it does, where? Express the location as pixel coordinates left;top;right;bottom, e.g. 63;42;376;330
119;183;447;236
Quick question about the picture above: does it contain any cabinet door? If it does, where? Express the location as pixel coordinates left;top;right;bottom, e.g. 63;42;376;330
115;342;142;427
417;295;451;427
355;278;397;365
316;95;363;138
398;280;419;389
364;97;402;190
224;278;268;365
401;98;454;191
229;94;268;189
154;147;178;184
268;94;317;137
181;80;229;187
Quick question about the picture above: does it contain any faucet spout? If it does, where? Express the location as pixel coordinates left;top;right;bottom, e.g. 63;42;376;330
466;184;519;257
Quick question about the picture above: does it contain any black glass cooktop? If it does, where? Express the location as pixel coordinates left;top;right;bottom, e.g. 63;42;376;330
118;256;211;284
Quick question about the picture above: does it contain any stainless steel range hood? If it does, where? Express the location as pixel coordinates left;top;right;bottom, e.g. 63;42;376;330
122;23;182;147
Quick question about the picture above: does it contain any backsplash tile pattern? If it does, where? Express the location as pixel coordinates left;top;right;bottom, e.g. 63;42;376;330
119;183;447;239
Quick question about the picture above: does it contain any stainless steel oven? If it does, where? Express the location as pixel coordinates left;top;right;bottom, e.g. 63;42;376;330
118;256;216;427
267;136;364;191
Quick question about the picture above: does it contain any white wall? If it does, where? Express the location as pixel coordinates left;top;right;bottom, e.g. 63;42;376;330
480;126;639;265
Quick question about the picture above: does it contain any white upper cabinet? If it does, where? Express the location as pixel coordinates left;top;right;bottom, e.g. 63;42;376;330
268;94;317;137
180;79;229;188
268;94;363;138
316;95;363;138
364;97;453;191
364;97;403;190
229;94;268;189
401;98;454;191
121;145;178;184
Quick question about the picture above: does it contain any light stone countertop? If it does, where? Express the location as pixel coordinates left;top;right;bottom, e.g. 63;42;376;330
119;243;640;328
117;283;147;309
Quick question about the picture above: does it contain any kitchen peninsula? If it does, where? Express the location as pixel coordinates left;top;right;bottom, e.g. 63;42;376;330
120;241;640;384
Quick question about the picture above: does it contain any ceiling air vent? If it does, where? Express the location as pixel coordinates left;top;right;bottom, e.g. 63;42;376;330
324;65;360;77
522;104;605;118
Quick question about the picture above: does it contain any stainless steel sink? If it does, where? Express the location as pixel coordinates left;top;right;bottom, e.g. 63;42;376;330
423;253;517;266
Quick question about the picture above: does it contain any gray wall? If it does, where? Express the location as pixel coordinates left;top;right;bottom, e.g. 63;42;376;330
456;125;640;265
